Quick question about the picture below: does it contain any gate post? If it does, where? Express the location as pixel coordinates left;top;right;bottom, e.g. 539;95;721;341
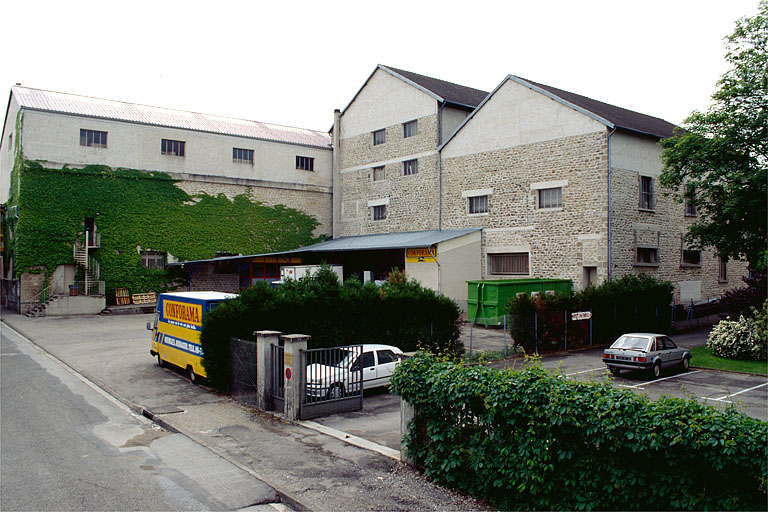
255;330;282;411
281;334;309;421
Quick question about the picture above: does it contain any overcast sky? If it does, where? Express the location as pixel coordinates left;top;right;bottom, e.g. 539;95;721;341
2;0;759;132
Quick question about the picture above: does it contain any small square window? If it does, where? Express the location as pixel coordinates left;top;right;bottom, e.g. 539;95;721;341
403;159;418;176
682;249;701;266
141;251;166;269
538;187;562;209
296;156;314;171
488;253;529;275
372;166;385;181
80;129;108;148
161;139;185;157
373;129;385;146
372;205;387;221
233;147;254;164
639;175;654;210
403;120;418;138
636;247;659;265
468;195;489;214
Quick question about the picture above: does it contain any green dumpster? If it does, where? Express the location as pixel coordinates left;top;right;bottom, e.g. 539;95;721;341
467;279;572;326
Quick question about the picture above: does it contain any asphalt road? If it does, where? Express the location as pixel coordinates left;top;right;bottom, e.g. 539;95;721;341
0;322;281;511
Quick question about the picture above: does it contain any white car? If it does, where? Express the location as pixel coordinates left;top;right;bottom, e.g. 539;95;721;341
306;344;404;400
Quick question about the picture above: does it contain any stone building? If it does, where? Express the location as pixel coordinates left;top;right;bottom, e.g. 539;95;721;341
0;85;332;313
333;65;748;305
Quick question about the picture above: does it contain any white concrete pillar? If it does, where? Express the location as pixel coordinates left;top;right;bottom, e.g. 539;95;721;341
255;330;282;411
281;334;309;421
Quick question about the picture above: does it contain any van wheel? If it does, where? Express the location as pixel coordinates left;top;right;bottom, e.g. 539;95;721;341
157;354;164;367
187;366;197;384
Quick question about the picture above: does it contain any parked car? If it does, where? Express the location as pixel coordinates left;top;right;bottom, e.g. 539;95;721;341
602;333;691;378
306;344;404;400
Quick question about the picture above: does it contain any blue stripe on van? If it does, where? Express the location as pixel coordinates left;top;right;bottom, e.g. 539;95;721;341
160;334;204;357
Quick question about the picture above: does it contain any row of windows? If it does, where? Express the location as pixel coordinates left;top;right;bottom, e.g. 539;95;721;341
639;176;698;217
372;119;418;146
79;129;315;170
371;159;419;181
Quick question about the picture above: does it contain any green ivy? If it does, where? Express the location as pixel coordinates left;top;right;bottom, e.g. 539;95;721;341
9;161;322;295
391;354;768;511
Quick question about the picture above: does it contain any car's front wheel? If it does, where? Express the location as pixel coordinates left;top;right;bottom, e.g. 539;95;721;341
327;383;344;400
651;362;661;379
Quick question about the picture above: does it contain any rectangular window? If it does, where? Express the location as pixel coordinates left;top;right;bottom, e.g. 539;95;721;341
488;253;529;275
161;139;185;157
403;159;418;176
639;175;654;210
719;257;728;282
372;166;385;181
403;120;418;138
682;249;701;266
538;187;562;209
140;251;165;269
233;148;254;164
636;247;659;265
372;205;387;221
685;187;697;216
468;195;489;214
296;156;314;171
373;129;385;146
80;129;107;148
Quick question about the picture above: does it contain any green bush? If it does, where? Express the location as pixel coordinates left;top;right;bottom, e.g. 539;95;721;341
707;300;767;361
200;267;462;390
391;353;768;511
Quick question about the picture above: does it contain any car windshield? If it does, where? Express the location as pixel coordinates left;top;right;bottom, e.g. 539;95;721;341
611;336;650;350
334;348;362;368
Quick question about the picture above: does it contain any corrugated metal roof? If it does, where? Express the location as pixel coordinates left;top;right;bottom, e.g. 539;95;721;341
12;86;332;149
169;229;481;266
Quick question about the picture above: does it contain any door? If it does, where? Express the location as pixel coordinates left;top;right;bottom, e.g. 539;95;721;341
375;349;399;386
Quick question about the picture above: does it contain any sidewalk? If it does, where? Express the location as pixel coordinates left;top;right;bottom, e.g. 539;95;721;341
0;311;487;511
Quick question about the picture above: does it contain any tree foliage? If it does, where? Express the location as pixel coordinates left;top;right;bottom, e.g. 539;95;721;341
660;2;767;271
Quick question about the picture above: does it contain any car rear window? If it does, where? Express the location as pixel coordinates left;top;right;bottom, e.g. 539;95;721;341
611;336;650;350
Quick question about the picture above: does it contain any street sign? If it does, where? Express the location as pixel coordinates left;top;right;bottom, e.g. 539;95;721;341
285;368;292;380
571;311;592;321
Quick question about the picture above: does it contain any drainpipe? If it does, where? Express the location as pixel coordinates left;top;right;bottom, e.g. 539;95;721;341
331;109;341;237
437;100;445;231
427;245;441;294
607;126;617;281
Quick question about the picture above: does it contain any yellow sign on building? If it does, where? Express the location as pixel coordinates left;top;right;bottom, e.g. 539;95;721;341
406;246;437;263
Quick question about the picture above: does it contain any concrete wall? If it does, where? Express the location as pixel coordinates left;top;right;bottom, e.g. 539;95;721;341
0;95;20;203
45;295;106;315
51;264;77;295
440;106;471;143
436;231;482;311
18;110;332;189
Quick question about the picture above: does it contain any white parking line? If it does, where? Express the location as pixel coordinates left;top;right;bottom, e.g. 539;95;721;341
619;370;700;389
565;367;605;377
705;382;768;402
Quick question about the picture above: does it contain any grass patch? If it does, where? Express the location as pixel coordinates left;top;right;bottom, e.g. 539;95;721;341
690;346;768;375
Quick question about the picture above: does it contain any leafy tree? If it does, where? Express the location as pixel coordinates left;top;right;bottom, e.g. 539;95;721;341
660;2;767;271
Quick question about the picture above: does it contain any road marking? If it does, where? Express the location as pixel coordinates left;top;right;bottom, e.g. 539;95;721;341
565;367;605;377
702;397;733;404
619;370;700;389
706;382;768;402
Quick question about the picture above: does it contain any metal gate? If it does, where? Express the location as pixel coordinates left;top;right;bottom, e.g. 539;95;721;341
270;344;285;413
301;345;363;420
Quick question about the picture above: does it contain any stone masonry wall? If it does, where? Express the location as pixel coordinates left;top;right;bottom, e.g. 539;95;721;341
338;114;440;236
174;178;332;237
441;131;609;290
185;263;240;293
610;167;749;303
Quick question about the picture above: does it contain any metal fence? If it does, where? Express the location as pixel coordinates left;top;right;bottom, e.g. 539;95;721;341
229;337;258;405
301;345;363;420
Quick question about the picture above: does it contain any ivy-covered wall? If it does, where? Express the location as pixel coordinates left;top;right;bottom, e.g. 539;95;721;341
7;161;322;295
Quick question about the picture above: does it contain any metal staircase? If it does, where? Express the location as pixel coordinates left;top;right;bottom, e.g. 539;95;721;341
73;231;105;296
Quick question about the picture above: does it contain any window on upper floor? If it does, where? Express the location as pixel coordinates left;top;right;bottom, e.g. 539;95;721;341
161;139;185;157
636;247;659;266
467;195;489;215
718;256;728;282
684;186;697;216
403;120;418;138
488;252;529;276
537;187;562;209
373;129;386;146
140;250;166;269
403;159;418;176
372;166;385;182
372;204;387;221
80;129;107;148
682;249;701;266
296;156;314;171
233;148;254;164
639;175;654;210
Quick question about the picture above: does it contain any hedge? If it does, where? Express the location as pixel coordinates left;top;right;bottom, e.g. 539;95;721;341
391;353;768;511
200;267;462;390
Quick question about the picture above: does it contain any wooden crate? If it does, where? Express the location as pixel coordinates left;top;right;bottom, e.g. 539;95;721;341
115;288;131;305
132;292;157;304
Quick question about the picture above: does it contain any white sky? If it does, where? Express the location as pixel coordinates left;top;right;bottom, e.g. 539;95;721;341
1;0;759;132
